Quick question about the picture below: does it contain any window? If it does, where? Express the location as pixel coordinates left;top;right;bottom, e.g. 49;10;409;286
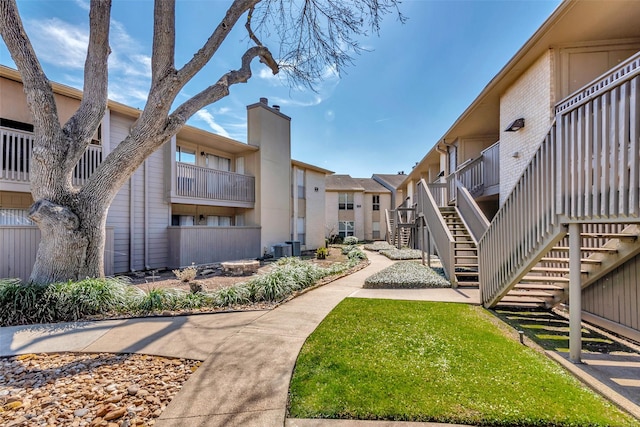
372;221;380;240
338;221;354;238
296;217;305;245
171;215;195;226
296;169;305;199
372;195;380;211
176;146;196;164
205;154;231;171
207;215;233;226
448;144;457;174
338;193;354;210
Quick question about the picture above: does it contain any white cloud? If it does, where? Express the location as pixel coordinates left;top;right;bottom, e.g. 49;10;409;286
74;0;90;11
26;18;89;69
195;109;231;138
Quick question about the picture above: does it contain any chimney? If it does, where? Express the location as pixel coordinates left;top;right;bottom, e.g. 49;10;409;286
273;105;280;111
260;97;268;105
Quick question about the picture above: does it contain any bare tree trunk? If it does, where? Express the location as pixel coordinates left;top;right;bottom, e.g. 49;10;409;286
28;199;107;284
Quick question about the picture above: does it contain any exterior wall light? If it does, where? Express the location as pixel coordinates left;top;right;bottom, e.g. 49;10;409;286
505;118;525;132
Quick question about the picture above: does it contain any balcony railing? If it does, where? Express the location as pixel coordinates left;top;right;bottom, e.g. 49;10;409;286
427;141;501;207
1;127;103;185
176;162;255;203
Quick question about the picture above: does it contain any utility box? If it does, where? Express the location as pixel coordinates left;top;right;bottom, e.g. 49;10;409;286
286;240;301;257
273;243;292;258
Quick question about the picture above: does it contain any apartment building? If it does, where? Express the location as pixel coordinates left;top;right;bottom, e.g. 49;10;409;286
0;67;330;281
325;174;392;242
395;0;640;350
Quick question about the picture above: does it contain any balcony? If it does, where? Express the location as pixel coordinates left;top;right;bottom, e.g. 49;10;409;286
1;126;103;191
428;141;500;207
173;162;255;208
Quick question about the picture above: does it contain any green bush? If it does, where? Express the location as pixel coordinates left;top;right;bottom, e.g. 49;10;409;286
379;248;423;260
364;262;450;289
343;236;359;245
363;241;395;252
341;244;358;255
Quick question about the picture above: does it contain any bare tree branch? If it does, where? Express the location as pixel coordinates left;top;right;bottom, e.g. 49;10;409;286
176;0;260;84
62;0;111;179
151;0;176;82
169;45;278;131
0;0;60;139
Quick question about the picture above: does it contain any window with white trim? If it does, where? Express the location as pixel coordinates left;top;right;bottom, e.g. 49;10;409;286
372;194;380;211
338;193;354;210
338;221;354;238
176;146;196;164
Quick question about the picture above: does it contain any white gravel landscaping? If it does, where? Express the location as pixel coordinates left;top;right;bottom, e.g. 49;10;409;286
364;261;451;289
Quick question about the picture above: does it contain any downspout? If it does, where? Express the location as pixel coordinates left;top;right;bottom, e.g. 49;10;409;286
144;159;150;270
129;176;135;271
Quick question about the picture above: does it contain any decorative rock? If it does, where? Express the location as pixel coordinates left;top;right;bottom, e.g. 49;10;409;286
0;353;199;427
104;407;126;421
74;408;90;417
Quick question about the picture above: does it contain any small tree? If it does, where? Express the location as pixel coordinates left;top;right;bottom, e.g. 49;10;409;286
0;0;402;284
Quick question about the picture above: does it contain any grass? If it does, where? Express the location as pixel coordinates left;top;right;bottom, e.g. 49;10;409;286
364;262;450;288
288;298;636;426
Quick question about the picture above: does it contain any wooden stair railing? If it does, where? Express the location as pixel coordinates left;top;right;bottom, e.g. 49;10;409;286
480;50;640;308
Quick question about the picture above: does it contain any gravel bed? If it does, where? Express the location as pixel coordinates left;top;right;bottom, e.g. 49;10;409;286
0;352;200;427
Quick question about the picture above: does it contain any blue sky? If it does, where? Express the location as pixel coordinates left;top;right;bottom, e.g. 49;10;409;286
0;0;561;177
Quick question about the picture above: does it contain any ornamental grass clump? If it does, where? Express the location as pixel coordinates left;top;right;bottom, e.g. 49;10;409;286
379;248;423;260
0;277;133;326
363;241;395;252
364;262;450;289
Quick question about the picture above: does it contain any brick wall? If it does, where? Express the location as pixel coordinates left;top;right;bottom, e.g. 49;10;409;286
499;51;555;204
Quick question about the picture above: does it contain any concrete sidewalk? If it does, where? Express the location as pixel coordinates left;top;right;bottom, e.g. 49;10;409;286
1;250;639;426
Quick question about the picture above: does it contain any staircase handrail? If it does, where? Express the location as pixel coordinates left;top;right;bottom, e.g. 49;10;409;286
385;208;395;245
417;179;456;281
456;183;490;243
479;50;640;307
478;124;564;306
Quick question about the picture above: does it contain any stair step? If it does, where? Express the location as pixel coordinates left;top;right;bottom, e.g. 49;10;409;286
514;283;564;291
539;257;602;264
552;246;618;253
496;301;546;309
580;233;638;242
508;289;559;298
500;295;549;303
456;271;479;277
521;275;570;283
455;255;478;259
530;267;587;274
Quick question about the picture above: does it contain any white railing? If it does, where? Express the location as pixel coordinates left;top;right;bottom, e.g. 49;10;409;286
417;179;455;281
429;142;500;206
1;126;103;185
176;162;255;203
456;157;484;196
479;50;640;307
479;126;563;306
1;127;33;182
456;184;490;243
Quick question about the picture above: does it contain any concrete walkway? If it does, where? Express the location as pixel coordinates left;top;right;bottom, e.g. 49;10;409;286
1;250;638;426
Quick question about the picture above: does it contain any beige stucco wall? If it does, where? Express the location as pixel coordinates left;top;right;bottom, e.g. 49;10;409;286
499;51;555;205
303;169;327;249
361;192;391;241
0;77;80;125
247;102;292;254
324;191;339;238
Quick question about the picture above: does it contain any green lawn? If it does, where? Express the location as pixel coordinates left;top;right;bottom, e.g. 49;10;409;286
288;298;636;426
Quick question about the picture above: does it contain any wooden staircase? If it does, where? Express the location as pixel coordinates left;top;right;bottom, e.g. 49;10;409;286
388;206;415;248
440;207;479;287
497;225;640;308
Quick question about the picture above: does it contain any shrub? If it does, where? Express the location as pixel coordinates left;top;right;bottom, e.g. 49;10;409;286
343;236;359;245
213;285;250;307
136;287;184;313
347;248;366;261
379;248;423;260
341;244;358;255
316;247;329;259
173;265;197;282
364;262;450;289
363;241;395;252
